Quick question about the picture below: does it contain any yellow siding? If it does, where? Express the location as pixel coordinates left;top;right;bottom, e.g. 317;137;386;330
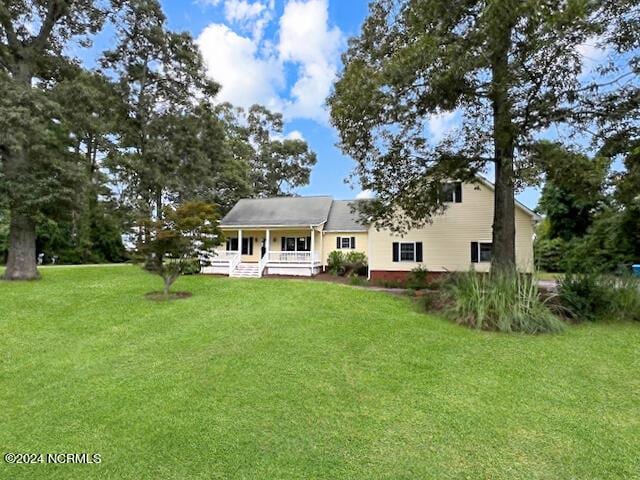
321;232;369;265
368;182;535;273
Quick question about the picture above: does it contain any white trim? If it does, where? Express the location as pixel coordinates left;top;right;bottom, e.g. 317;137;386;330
472;240;493;263
220;222;326;229
398;241;418;262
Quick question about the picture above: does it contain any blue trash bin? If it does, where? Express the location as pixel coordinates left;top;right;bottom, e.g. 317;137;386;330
633;265;640;278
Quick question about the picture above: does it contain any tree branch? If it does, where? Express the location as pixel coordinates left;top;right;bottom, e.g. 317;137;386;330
33;0;69;51
0;3;19;51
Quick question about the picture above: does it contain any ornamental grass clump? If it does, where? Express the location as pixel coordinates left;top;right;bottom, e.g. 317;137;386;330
448;271;565;334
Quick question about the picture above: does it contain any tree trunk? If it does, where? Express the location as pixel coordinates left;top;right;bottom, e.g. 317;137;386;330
3;214;39;280
490;16;517;274
3;62;40;280
162;275;173;297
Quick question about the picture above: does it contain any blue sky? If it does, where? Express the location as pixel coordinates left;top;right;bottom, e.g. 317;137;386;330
87;0;610;209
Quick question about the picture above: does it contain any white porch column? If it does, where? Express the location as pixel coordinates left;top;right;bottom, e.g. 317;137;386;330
238;229;242;257
310;227;315;268
320;230;324;271
265;229;270;259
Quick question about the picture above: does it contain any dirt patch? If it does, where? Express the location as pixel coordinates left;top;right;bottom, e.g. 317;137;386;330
145;291;193;301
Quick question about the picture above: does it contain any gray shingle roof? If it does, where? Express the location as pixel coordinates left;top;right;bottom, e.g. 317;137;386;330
324;200;368;232
220;196;333;227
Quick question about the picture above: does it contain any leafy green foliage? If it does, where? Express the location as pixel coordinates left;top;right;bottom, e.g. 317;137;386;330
447;272;565;333
327;0;629;270
534;142;610;241
137;202;220;296
406;265;429;290
558;273;640;322
327;250;368;277
327;250;346;276
217;104;317;198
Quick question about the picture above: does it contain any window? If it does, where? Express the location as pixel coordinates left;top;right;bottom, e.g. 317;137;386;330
471;242;492;263
285;237;296;252
441;182;462;203
226;237;252;255
392;242;423;262
400;243;415;261
336;236;356;249
479;243;492;262
226;238;238;251
282;236;311;252
296;237;309;251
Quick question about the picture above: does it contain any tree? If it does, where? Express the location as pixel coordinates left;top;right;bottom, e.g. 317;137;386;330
102;0;220;226
217;104;317;198
139;201;220;298
0;0;112;279
534;142;610;241
46;66;126;263
328;0;625;272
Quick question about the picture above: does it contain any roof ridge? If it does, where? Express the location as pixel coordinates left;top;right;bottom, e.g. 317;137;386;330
239;195;333;200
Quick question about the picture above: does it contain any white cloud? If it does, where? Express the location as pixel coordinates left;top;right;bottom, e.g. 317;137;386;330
576;38;608;76
356;190;375;200
197;24;284;110
427;111;458;143
286;130;304;140
196;0;342;124
278;0;342;122
224;0;265;22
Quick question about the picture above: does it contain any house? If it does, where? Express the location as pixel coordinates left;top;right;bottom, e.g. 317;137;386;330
203;178;539;279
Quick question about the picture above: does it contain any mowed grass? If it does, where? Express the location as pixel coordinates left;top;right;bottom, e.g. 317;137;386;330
1;266;639;480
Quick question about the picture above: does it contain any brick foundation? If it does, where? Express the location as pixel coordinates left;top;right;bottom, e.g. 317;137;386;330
369;270;446;283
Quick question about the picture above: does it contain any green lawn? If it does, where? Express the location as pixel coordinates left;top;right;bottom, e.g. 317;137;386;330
1;266;639;479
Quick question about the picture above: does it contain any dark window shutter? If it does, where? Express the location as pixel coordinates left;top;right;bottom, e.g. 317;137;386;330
281;237;286;251
249;237;253;256
351;236;356;249
455;182;462;203
471;242;479;263
306;236;311;251
226;240;230;251
336;237;341;249
392;242;399;262
415;242;423;262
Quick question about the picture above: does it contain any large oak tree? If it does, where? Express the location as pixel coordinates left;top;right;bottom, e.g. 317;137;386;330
0;0;112;279
328;0;636;272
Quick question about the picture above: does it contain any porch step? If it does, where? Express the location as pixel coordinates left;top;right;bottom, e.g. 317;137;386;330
230;263;261;278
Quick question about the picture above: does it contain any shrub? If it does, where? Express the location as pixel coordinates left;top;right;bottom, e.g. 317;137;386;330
612;277;640;322
447;272;565;334
182;258;202;275
344;251;368;276
558;273;640;322
534;237;568;273
327;251;346;275
406;265;429;290
328;250;368;276
557;273;613;321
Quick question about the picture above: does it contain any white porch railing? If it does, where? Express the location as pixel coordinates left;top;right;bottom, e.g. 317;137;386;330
210;250;240;263
228;252;241;275
258;253;269;277
267;251;321;264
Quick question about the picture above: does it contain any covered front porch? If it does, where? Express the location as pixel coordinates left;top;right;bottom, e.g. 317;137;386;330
203;227;323;277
